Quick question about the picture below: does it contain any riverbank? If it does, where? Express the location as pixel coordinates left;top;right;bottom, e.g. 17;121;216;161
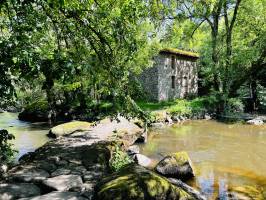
0;116;205;200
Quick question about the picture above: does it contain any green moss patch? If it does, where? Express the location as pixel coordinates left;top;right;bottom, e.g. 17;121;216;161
49;121;92;137
95;164;193;200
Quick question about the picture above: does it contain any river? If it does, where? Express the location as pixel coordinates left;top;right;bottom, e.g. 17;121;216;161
140;120;266;199
0;112;50;160
1;112;266;198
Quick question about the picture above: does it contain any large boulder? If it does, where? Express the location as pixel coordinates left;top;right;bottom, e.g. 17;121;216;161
7;165;50;182
246;118;263;125
155;152;195;181
42;175;83;191
0;183;41;200
18;100;49;122
94;164;194;200
48;121;92;138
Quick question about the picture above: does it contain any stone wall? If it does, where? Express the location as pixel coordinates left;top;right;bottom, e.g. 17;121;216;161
139;57;159;101
158;53;198;100
139;53;198;101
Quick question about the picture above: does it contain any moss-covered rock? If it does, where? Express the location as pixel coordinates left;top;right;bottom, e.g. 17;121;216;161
48;121;92;138
18;100;49;122
155;152;195;181
94;164;194;200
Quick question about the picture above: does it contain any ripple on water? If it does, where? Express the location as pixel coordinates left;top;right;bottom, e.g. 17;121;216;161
140;120;266;199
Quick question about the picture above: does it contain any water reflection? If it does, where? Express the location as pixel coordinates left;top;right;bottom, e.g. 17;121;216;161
0;112;50;160
140;120;266;199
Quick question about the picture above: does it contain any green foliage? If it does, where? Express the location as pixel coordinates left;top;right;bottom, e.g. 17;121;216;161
167;99;192;116
0;129;17;164
224;98;244;114
0;0;265;116
0;0;164;119
109;145;133;172
25;100;49;113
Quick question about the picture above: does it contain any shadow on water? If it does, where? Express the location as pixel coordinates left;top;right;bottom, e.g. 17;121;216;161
140;120;266;199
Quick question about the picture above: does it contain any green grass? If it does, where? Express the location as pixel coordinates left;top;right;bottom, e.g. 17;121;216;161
137;97;209;116
137;101;176;111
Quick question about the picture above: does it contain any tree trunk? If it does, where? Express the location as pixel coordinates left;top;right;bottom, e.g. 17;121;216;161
209;0;224;92
211;30;222;92
223;0;242;95
250;80;259;112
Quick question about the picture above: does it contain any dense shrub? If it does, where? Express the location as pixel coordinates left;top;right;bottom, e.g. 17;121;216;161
167;99;192;116
109;145;133;172
25;100;49;113
224;98;244;113
0;129;17;164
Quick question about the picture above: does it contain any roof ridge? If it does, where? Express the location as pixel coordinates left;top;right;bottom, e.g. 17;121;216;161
160;48;200;58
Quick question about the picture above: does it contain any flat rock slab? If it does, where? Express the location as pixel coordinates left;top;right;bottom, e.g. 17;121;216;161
0;183;41;200
8;167;49;182
48;121;92;138
51;168;71;177
42;175;83;191
18;192;87;200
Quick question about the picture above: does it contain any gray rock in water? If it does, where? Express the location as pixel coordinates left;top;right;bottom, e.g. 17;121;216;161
0;183;41;200
165;115;173;124
8;166;49;182
134;154;152;167
42;175;83;191
204;114;212;120
155;151;195;181
127;145;140;155
172;115;181;123
247;118;263;125
179;116;186;121
135;131;147;143
18;191;87;200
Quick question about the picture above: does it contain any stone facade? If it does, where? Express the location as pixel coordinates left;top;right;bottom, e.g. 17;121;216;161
140;49;199;101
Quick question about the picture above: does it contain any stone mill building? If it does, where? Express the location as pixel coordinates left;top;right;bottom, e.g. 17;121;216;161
140;48;199;101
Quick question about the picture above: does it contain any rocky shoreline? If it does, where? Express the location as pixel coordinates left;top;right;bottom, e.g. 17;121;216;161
0;117;206;200
149;109;266;127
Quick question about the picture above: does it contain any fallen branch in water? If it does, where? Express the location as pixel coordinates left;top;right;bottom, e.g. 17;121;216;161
167;178;207;200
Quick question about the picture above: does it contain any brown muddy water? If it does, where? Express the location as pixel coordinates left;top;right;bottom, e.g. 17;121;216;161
140;120;266;199
0;112;50;160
